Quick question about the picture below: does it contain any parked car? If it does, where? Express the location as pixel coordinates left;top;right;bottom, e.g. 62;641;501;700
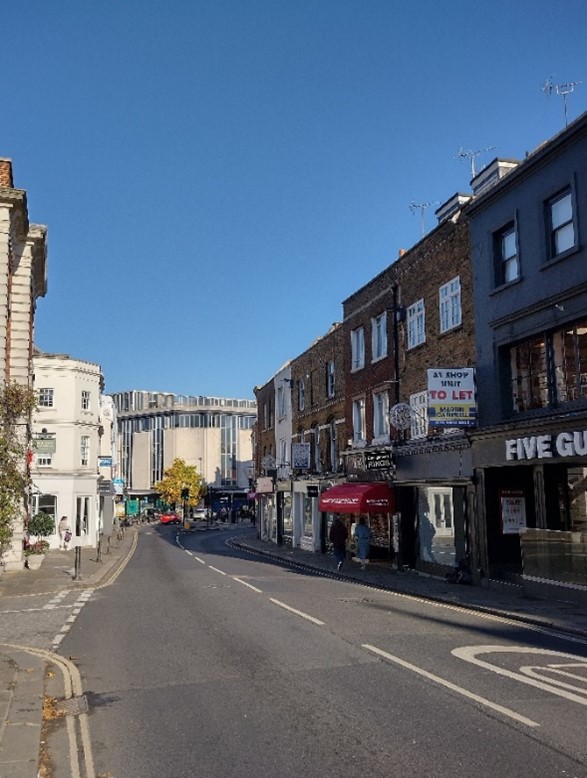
160;512;181;525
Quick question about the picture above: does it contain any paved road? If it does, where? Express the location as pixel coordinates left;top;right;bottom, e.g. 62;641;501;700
54;525;587;778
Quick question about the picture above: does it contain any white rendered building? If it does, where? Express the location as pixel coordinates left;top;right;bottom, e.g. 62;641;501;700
31;353;104;549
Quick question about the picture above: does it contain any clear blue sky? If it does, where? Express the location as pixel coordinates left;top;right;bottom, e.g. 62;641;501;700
5;1;586;399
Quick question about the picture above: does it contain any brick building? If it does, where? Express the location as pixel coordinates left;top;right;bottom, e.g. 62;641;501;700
0;159;48;570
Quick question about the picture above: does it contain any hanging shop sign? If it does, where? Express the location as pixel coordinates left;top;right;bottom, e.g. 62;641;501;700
499;489;527;534
32;434;56;454
506;430;587;461
98;456;113;468
427;368;476;427
255;476;274;494
291;442;311;469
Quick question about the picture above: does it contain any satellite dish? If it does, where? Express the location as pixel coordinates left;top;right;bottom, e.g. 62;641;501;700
389;403;413;431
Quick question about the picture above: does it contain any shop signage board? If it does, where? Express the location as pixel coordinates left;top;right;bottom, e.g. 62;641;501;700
291;442;311;469
499;489;527;534
364;451;393;470
98;456;113;468
32;434;56;454
256;476;274;494
427;368;476;427
506;430;587;460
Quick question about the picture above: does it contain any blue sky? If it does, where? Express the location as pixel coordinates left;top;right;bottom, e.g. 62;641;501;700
5;1;587;399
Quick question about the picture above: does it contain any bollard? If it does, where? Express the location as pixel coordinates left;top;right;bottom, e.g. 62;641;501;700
96;537;102;563
107;535;111;555
73;546;82;580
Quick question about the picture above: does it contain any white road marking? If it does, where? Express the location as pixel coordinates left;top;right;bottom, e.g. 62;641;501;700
452;645;587;706
233;577;263;593
269;598;325;626
519;663;587;694
208;566;227;575
363;643;540;728
185;549;193;556
194;556;206;564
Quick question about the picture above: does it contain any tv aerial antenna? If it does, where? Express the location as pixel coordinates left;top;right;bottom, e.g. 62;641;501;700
455;146;496;179
409;201;439;238
542;77;582;127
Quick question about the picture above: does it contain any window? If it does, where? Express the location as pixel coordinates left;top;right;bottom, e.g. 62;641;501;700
373;391;389;440
279;438;288;467
553;321;587;403
371;312;388;361
312;424;321;472
81;435;90;466
325;360;335;398
352;398;366;443
298;379;305;411
277;386;286;418
510;337;550;411
351;327;365;370
81;390;91;410
75;496;90;536
327;419;337;471
548;189;575;257
410;391;428;439
407;299;425;349
38;388;54;407
497;225;519;284
439;277;462;333
37;454;53;467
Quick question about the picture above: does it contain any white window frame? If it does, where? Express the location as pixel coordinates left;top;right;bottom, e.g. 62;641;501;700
371;312;388;361
38;388;54;407
439;276;462;334
500;226;519;283
351;327;365;371
326;360;335;398
277;386;285;418
298;379;305;411
81;390;91;410
80;435;90;467
549;189;575;257
352;398;366;443
407;300;426;349
409;391;428;439
36;454;53;467
372;390;390;440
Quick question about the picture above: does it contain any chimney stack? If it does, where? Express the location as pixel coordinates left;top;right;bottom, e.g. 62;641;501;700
0;158;14;188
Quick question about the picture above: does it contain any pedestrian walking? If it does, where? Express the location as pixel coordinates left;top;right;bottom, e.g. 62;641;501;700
329;514;348;571
58;516;71;550
354;516;371;569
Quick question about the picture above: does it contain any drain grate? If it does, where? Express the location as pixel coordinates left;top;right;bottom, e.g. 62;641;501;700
56;694;89;717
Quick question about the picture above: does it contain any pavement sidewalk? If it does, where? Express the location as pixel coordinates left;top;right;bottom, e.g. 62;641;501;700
0;526;137;778
231;532;587;639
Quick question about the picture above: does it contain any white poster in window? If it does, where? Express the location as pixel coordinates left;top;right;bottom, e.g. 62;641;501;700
500;489;527;534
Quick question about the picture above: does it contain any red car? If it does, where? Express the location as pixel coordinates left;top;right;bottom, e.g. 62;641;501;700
160;512;181;525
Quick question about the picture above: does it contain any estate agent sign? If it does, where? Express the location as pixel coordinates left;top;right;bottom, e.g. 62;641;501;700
427;368;476;427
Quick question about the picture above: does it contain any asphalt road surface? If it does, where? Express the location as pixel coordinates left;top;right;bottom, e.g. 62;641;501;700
59;525;587;778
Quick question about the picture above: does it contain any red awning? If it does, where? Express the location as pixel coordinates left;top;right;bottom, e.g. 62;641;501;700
319;483;395;515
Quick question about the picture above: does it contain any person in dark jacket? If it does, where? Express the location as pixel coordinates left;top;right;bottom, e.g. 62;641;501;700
329;514;348;571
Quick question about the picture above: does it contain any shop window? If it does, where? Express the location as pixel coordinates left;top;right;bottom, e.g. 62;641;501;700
510;336;550;411
417;486;456;567
553;320;587;402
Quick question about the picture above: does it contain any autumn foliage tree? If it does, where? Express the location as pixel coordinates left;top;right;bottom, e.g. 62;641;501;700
154;458;203;509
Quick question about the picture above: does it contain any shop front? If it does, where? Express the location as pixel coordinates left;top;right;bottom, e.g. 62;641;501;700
318;482;396;561
394;435;473;577
472;421;587;599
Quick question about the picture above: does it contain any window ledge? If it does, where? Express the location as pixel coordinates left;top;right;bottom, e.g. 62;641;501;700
490;276;523;296
541;243;582;269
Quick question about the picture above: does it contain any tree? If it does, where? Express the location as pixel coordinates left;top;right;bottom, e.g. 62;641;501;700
0;382;37;554
154;458;203;508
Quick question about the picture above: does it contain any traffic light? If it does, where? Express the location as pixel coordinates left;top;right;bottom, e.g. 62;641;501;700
181;488;189;500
